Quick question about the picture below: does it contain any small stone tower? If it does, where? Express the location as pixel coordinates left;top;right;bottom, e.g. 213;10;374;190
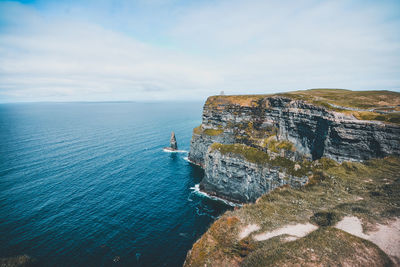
170;132;178;150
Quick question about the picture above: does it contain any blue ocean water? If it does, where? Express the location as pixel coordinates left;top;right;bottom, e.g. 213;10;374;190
0;102;231;266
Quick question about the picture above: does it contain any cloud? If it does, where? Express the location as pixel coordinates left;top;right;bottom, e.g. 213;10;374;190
0;0;399;102
0;1;222;102
170;0;400;92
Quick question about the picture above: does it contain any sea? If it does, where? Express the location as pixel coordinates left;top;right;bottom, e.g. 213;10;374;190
0;102;232;267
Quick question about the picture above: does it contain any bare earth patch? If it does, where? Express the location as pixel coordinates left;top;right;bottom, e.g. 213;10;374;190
336;216;400;265
253;223;318;241
335;216;369;239
239;224;260;239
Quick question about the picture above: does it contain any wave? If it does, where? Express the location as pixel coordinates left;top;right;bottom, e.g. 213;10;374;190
183;157;202;166
190;184;242;207
195;206;218;219
162;148;188;153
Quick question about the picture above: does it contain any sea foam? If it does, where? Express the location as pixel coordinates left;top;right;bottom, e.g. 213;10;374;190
162;148;188;153
190;184;241;207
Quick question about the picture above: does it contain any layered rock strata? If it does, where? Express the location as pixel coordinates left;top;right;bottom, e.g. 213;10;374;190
189;94;400;203
202;147;308;203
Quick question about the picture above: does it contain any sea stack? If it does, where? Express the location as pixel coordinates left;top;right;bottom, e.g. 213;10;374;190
170;132;178;150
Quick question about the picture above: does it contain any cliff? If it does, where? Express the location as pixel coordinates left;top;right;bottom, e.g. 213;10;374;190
188;89;400;203
202;144;309;203
190;90;400;165
185;89;400;266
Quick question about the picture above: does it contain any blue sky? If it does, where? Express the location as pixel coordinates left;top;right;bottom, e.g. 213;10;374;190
0;0;399;102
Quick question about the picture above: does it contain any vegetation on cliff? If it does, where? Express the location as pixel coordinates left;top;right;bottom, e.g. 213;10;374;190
210;143;310;177
193;125;224;136
210;143;269;164
185;156;400;266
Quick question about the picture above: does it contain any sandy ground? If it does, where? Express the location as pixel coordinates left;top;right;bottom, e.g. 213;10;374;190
335;216;369;239
335;216;400;265
239;216;400;264
253;223;318;241
239;224;260;239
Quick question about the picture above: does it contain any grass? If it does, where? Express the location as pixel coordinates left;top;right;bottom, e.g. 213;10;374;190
352;111;400;124
205;95;268;108
184;216;242;267
266;137;296;153
281;89;400;110
310;211;342;227
193;125;202;135
241;227;393;267
206;89;400;110
192;125;223;136
203;129;224;136
185;156;400;266
210;143;270;165
228;122;279;151
276;140;296;152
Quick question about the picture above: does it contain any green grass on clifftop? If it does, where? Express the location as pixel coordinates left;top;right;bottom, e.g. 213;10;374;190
282;89;400;110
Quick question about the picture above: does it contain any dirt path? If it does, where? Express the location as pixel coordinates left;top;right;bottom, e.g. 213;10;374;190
336;216;400;265
252;223;318;241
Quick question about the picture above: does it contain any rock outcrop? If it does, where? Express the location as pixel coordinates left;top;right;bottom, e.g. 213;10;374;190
202;146;308;203
188;129;234;167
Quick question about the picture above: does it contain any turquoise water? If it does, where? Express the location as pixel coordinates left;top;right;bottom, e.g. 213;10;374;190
0;102;231;266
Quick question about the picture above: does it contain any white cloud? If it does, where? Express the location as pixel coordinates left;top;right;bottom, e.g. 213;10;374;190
0;0;399;102
169;0;400;93
0;2;222;102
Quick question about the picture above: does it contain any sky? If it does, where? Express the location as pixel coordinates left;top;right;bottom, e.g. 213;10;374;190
0;0;399;102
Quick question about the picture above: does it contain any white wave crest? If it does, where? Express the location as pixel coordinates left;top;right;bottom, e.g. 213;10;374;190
183;157;202;166
183;156;193;163
162;148;188;153
190;184;241;207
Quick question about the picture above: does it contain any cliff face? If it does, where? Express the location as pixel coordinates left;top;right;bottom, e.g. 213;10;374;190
202;148;308;203
188;130;234;167
191;96;400;165
188;90;400;203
